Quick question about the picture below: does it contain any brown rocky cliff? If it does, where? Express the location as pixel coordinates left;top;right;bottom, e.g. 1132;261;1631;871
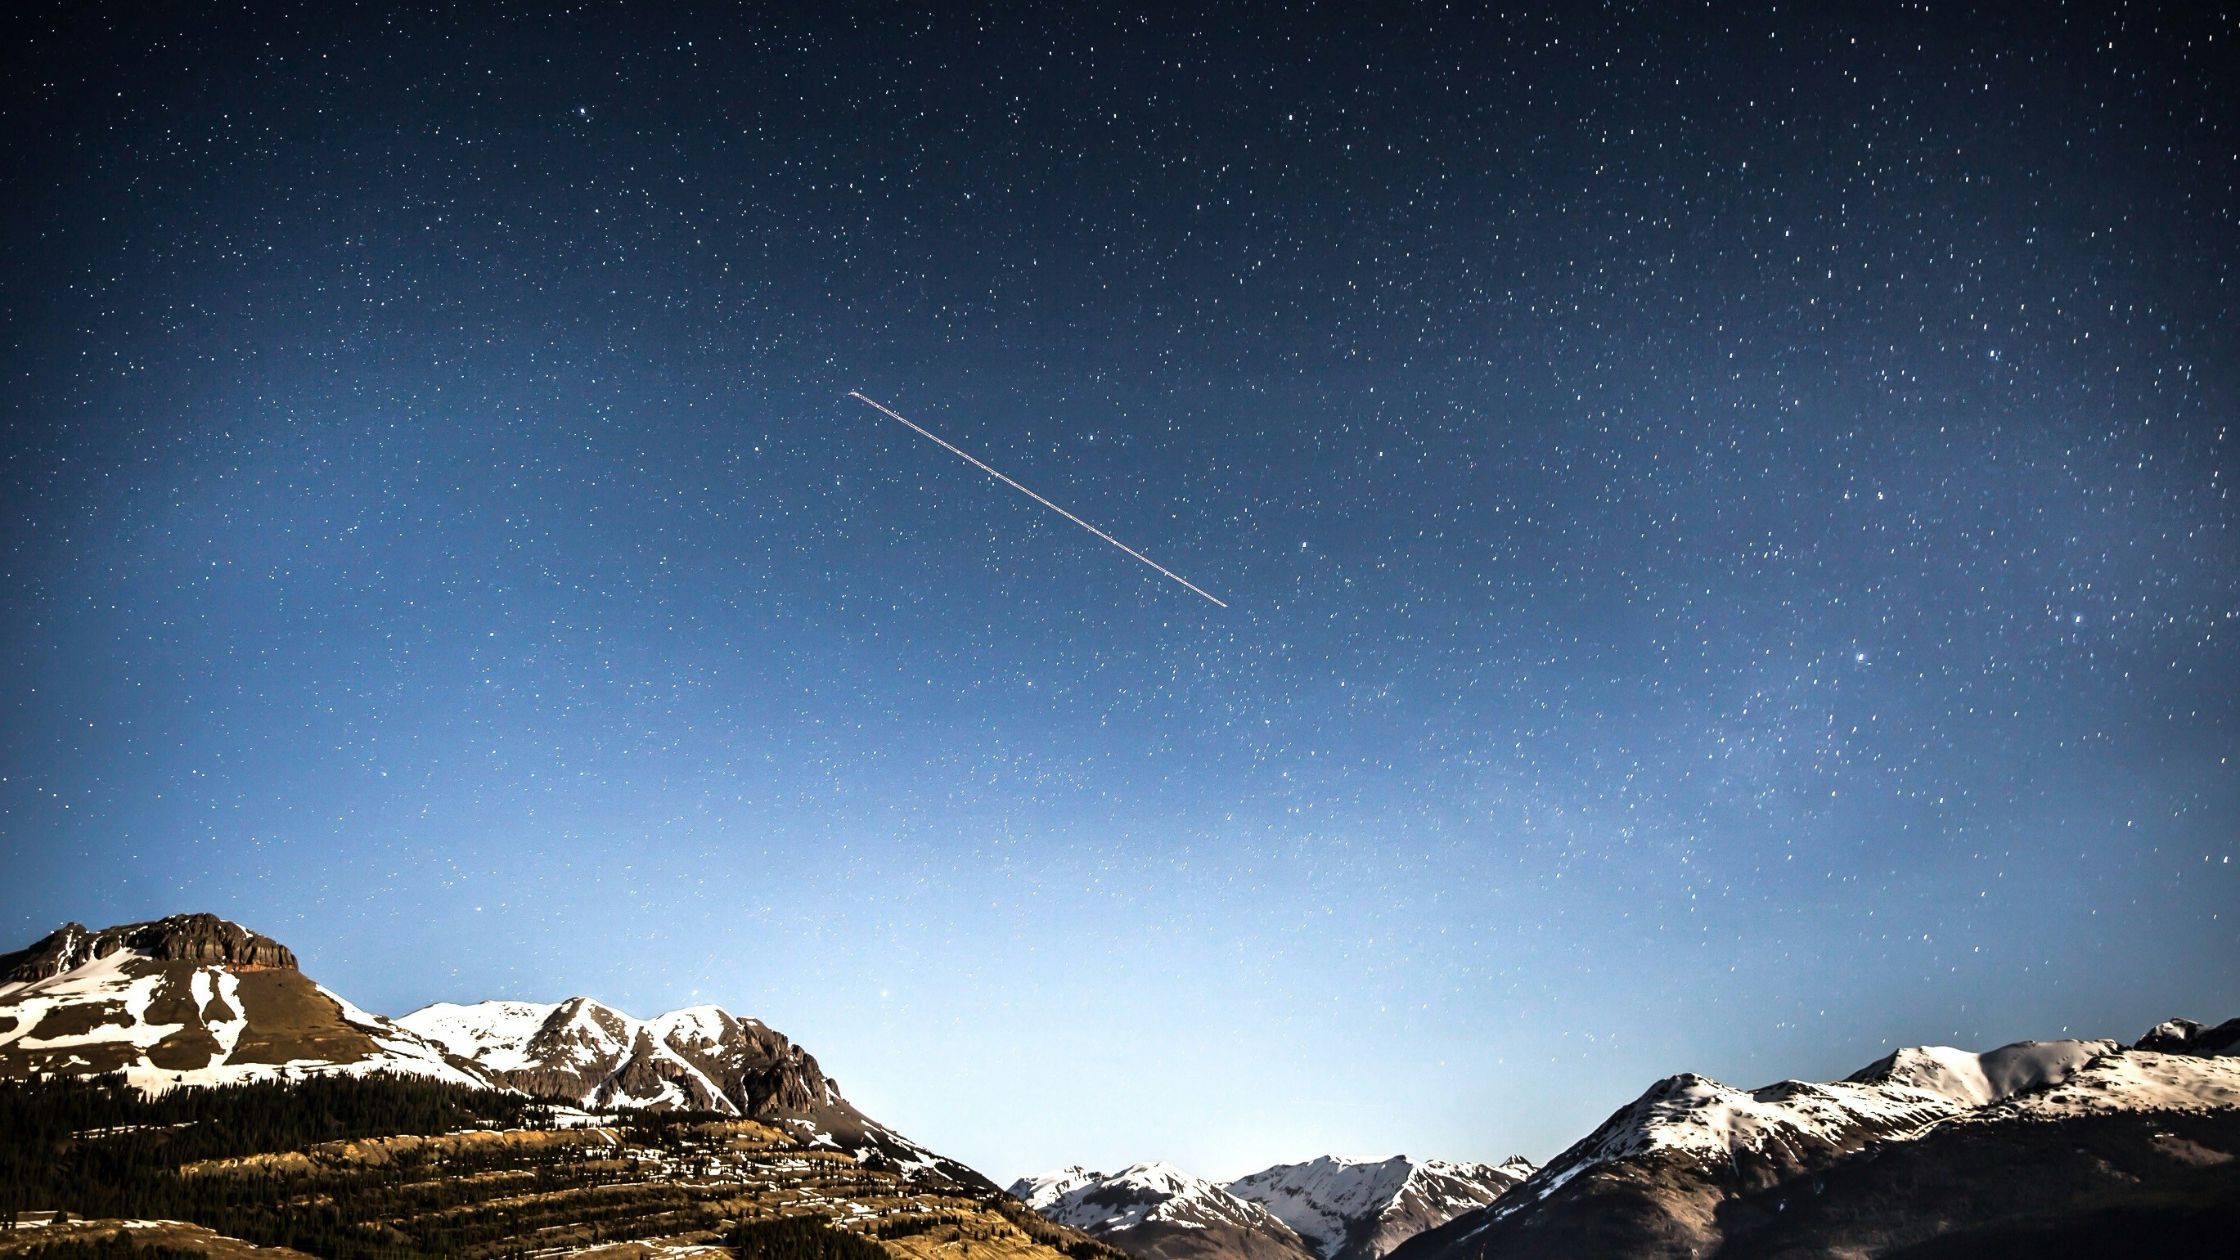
608;1027;730;1111
657;1010;836;1116
2;913;298;983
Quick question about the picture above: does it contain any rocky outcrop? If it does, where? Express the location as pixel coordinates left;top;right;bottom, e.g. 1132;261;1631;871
2135;1017;2240;1058
1;913;298;985
607;1025;731;1111
654;1006;838;1115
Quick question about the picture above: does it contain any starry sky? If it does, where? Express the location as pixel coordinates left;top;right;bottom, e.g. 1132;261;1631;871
3;2;2235;1181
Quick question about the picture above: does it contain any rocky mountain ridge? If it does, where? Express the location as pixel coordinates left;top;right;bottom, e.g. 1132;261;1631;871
1011;1155;1535;1260
9;914;2234;1258
1010;1163;1317;1260
0;914;981;1189
1228;1155;1537;1260
1;913;298;984
1388;1023;2240;1260
398;995;982;1186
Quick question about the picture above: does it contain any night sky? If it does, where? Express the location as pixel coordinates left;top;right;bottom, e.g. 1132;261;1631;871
3;2;2235;1180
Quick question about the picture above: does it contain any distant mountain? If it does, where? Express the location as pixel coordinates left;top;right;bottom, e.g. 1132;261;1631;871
1011;1156;1533;1260
1011;1163;1318;1260
14;915;2233;1257
1228;1155;1536;1260
1388;1025;2240;1260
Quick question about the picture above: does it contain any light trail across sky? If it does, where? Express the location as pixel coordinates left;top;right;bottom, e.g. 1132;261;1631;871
847;391;1227;608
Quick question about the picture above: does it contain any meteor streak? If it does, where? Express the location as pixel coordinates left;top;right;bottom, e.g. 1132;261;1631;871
847;391;1227;608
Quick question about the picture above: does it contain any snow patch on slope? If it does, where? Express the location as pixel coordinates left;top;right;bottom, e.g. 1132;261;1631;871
1011;1162;1297;1236
1;942;488;1093
397;1000;561;1072
1230;1155;1413;1250
397;996;743;1114
1225;1155;1530;1259
1504;1037;2125;1210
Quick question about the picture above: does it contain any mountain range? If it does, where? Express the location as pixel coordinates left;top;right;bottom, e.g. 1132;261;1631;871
3;912;2236;1259
1386;1026;2240;1259
0;913;983;1189
1009;1156;1535;1260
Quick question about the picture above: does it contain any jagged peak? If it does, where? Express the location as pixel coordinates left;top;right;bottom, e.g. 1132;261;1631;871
2134;1016;2240;1057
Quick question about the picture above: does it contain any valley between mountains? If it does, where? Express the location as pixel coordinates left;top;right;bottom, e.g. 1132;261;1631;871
2;914;2235;1259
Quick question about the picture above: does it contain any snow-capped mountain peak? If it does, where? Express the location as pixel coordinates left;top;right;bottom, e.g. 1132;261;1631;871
1009;1162;1302;1239
1503;1034;2122;1211
394;999;560;1072
395;996;741;1114
1486;1155;1536;1182
1013;1154;1535;1260
1845;1038;2112;1107
1389;1023;2240;1260
649;1003;758;1048
1227;1154;1535;1260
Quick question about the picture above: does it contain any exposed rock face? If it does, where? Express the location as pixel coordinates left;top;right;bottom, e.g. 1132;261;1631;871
605;1025;728;1111
2136;1017;2240;1058
491;997;663;1105
654;1005;837;1115
395;998;839;1120
1;913;297;984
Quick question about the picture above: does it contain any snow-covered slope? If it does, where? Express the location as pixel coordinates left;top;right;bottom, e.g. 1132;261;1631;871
1227;1156;1535;1260
2;914;998;1195
398;996;738;1112
395;999;558;1073
0;915;488;1092
1010;1163;1318;1260
1014;1162;1301;1237
1389;1023;2240;1260
1010;1155;1535;1260
397;993;987;1189
1972;1043;2240;1121
1499;1035;2110;1208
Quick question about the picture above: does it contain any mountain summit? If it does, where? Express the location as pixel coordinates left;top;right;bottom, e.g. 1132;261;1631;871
1388;1025;2240;1260
0;913;479;1088
2;913;298;981
1011;1155;1533;1260
1228;1155;1535;1260
1010;1163;1315;1260
397;996;983;1185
